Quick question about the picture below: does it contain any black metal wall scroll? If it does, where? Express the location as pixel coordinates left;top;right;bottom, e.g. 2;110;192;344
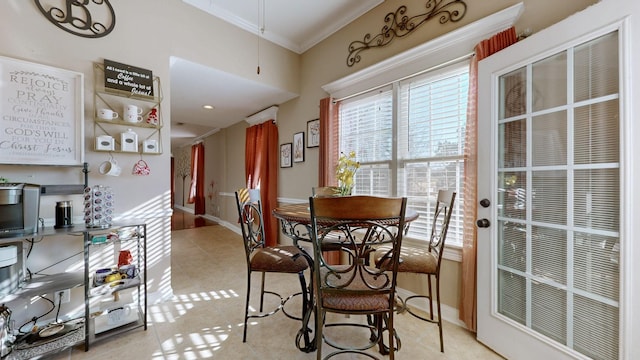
34;0;116;38
347;0;467;67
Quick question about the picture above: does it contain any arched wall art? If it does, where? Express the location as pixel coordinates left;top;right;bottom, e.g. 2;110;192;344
347;0;467;67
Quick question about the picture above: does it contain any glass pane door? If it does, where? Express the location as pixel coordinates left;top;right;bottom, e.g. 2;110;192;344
495;32;620;359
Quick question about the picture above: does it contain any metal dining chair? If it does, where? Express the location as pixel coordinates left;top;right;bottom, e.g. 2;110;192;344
234;188;309;343
374;189;456;353
309;195;408;360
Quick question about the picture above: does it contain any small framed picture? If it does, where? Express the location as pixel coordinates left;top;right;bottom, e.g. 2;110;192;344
307;119;320;148
293;132;305;163
280;143;292;168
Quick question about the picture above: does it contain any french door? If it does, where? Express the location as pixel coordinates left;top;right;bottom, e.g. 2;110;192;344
476;1;636;359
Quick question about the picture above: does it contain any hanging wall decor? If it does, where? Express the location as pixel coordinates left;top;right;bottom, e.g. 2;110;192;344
34;0;116;38
280;143;292;168
0;55;85;165
306;119;320;148
293;132;305;163
347;0;467;67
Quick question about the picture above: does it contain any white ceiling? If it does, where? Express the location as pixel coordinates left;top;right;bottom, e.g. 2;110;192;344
170;0;383;150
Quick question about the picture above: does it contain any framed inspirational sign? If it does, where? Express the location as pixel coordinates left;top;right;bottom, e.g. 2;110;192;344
0;56;84;166
103;59;153;97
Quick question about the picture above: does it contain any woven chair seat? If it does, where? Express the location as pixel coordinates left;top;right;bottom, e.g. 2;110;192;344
320;265;391;312
251;245;308;273
375;245;438;274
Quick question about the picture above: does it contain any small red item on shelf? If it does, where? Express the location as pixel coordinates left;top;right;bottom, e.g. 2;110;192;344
118;250;133;267
146;107;159;125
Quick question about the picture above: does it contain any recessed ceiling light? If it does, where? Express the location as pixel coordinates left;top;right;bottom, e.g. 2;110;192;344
203;105;214;110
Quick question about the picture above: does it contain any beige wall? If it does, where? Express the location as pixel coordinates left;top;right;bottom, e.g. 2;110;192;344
0;0;298;324
211;0;599;314
273;0;599;200
295;0;598;315
198;0;597;316
0;0;598;323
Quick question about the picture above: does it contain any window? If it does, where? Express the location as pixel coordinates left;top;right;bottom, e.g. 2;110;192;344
338;63;468;246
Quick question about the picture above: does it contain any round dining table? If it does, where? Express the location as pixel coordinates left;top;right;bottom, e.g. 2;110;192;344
273;202;419;242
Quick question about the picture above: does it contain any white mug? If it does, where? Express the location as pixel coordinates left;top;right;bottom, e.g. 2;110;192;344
99;158;121;176
125;104;142;115
97;108;118;120
125;113;143;123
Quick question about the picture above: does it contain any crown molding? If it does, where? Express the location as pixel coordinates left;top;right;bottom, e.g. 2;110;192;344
245;105;279;125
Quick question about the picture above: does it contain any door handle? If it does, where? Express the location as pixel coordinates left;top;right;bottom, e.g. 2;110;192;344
480;199;490;208
476;218;490;228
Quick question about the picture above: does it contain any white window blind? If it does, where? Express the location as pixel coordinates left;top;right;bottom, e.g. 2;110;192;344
339;63;469;246
399;66;468;244
340;88;393;197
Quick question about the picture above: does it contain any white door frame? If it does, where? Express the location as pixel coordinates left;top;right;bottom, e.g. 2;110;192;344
476;0;640;358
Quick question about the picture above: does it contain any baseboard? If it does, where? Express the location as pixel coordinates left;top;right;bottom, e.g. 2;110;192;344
173;205;193;214
197;214;242;236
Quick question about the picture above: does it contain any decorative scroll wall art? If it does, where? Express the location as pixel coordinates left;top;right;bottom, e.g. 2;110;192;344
347;0;467;67
34;0;116;38
0;56;84;165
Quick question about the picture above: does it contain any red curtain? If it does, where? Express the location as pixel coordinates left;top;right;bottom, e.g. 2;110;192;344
319;97;339;187
459;26;518;332
245;121;279;247
188;142;205;215
318;97;341;264
171;156;175;208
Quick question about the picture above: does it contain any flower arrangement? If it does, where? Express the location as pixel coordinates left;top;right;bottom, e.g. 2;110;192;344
336;151;360;196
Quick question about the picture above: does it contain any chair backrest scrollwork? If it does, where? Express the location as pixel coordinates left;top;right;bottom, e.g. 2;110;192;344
235;188;265;260
309;195;408;296
429;190;456;265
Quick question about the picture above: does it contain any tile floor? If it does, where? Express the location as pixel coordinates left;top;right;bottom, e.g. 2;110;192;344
46;219;504;359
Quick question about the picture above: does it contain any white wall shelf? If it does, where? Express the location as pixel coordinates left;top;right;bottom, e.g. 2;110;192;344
93;63;163;155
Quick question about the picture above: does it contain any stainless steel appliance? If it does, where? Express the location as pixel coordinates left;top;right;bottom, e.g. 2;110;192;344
0;183;40;238
54;200;73;229
0;245;19;298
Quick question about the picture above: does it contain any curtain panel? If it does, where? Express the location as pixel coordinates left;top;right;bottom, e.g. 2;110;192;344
459;26;518;332
319;97;339;186
318;97;341;264
188;142;205;214
245;120;279;247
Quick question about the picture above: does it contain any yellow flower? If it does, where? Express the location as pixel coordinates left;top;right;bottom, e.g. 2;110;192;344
336;151;360;196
